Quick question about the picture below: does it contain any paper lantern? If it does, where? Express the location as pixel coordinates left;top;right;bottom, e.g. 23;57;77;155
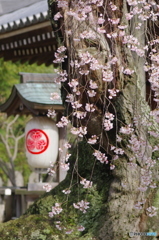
25;116;59;170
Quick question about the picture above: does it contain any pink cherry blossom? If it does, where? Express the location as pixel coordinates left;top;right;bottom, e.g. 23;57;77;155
120;125;134;134
122;68;134;75
47;168;56;176
56;116;70;127
80;30;96;40
71;101;82;109
54;12;63;21
110;164;115;170
60;162;70;171
109;2;118;11
64;142;71;149
146;206;158;217
62;188;71;194
102;69;113;82
85;103;95;112
87;135;98;144
49;203;63;217
65;229;73;234
108;88;119;99
93;150;108;164
47;109;56;118
73;111;87;119
89;80;98;89
80;178;93;188
43;183;52;192
87;90;96;97
50;92;60;100
77;225;85;231
98;16;105;24
73;200;90;213
57;0;68;8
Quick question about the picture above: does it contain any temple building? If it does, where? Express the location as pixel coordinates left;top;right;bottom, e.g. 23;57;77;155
0;0;57;65
0;1;66;221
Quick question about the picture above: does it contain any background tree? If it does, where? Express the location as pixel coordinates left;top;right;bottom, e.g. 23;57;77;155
0;114;28;186
0;58;54;104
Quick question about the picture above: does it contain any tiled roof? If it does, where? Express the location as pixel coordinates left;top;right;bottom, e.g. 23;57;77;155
16;83;62;105
0;1;49;33
0;73;64;116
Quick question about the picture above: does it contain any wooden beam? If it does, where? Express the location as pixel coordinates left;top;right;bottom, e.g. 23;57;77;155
0;21;53;39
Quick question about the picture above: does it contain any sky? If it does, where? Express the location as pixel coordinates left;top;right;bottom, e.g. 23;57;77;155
0;0;41;16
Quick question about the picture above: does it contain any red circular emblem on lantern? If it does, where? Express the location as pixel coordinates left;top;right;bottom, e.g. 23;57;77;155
26;129;49;154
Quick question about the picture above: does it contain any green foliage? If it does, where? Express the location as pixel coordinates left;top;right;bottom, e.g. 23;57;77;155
0;58;54;104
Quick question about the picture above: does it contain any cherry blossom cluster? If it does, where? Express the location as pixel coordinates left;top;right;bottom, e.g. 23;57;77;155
146;206;158;217
70;126;87;137
76;51;103;75
138;168;153;192
56;116;70;127
150;109;159;124
47;109;56;118
59;153;71;171
108;88;119;99
47;167;56;176
60;162;70;171
123;35;145;57
56;70;68;83
119;125;134;135
73;111;87;119
53;46;67;64
55;221;85;234
110;145;124;155
102;67;113;82
49;203;63;217
134;199;146;210
43;183;53;192
62;188;71;194
103;112;115;131
47;161;56;176
80;178;93;188
73;200;90;213
128;134;146;160
122;67;134;76
87;135;98;144
50;92;60;100
126;0;159;22
93;150;108;164
148;53;159;103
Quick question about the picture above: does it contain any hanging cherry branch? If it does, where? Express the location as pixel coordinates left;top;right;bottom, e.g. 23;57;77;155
46;0;159;235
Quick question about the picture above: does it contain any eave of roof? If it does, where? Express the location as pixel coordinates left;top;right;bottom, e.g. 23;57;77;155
0;1;49;33
0;82;64;116
0;1;57;65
